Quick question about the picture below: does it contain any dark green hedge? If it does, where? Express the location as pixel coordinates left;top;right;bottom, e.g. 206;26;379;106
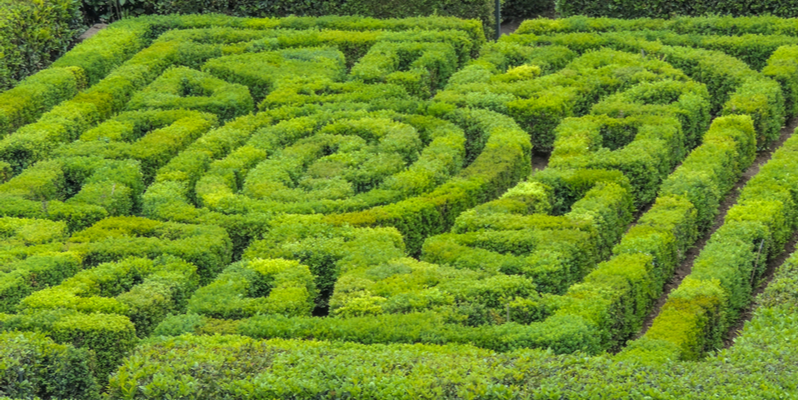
0;331;99;400
0;0;83;91
555;0;798;19
146;0;498;37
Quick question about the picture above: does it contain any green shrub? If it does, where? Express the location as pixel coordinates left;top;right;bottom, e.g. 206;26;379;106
0;309;138;380
0;330;99;400
517;15;798;36
659;115;756;230
436;47;687;152
0;0;82;90
501;31;786;146
187;258;317;319
51;18;155;85
0;67;86;139
554;0;797;19
755;251;797;309
245;216;406;308
549;115;757;352
351;41;459;97
146;0;497;38
626;132;796;362
762;45;798;120
108;270;797;399
68;216;232;282
0;253;82;313
127;66;254;121
322;107;531;254
1;12;797;395
54;109;218;182
0;157;145;230
18;256;199;337
204;47;347;102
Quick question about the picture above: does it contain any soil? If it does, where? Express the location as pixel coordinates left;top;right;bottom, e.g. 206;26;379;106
500;20;522;36
635;117;799;338
77;23;108;43
531;150;550;172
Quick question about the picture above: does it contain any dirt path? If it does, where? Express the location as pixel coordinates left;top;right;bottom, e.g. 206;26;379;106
635;118;799;338
501;20;522;36
531;150;549;172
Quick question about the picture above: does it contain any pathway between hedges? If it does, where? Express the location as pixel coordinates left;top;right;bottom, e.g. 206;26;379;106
636;117;799;339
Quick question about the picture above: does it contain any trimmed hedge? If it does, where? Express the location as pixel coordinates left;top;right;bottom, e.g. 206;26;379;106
111;265;797;400
0;67;87;139
622;130;796;362
18;256;199;338
421;179;632;294
517;15;799;36
0;309;138;380
0;157;145;231
54;109;218;182
68;216;232;282
0;0;82;90
0;13;797;397
552;115;758;352
187;258;317;319
762;45;798;120
127;66;254;121
435;46;688;152
501;31;786;149
145;0;498;38
0;331;98;400
321;107;531;255
554;0;798;19
0;253;82;313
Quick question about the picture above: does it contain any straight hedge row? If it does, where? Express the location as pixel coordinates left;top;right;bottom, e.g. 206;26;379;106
517;15;798;36
552;114;758;352
762;45;798;120
554;0;797;19
622;130;797;361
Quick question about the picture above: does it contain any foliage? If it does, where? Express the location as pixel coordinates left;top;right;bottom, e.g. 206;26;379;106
0;0;83;91
555;0;798;19
0;13;796;398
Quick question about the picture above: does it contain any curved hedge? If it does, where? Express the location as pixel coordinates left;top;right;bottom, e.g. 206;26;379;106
0;13;795;397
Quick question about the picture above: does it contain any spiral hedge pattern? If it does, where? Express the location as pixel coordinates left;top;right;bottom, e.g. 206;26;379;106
0;13;796;399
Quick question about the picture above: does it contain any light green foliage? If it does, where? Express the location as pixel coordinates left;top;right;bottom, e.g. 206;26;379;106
68;216;232;282
204;47;347;101
627;132;797;362
762;45;798;120
187;258;317;319
19;256;199;338
0;13;796;399
127;66;254;121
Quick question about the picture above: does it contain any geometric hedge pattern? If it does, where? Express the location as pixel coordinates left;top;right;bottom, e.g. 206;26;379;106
0;13;796;399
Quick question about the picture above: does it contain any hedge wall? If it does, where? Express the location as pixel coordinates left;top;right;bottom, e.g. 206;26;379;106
555;0;798;19
0;13;796;397
0;0;83;91
106;252;797;398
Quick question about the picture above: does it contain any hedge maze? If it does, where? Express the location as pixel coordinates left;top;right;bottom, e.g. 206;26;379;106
0;14;796;399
